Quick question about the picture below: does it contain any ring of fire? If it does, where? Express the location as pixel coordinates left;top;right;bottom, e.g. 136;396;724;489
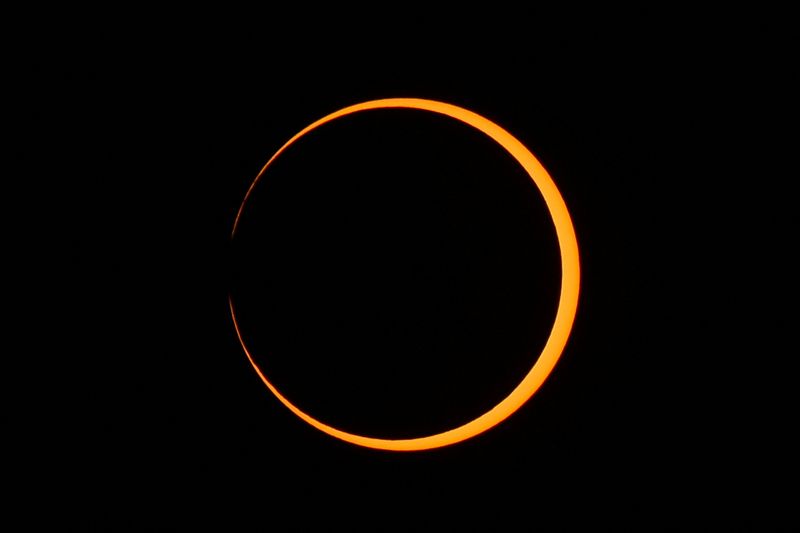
229;98;580;451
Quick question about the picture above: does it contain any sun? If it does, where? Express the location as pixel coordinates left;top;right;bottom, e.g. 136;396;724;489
230;98;580;451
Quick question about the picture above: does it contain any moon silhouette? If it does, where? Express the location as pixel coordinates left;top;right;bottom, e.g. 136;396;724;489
229;98;580;451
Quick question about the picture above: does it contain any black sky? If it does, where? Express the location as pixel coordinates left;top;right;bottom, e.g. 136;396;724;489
10;14;797;529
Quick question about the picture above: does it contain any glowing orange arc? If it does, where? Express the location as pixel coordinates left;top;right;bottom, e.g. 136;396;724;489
230;98;580;452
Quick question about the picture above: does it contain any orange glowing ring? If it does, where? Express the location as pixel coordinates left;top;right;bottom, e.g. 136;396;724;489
230;98;580;451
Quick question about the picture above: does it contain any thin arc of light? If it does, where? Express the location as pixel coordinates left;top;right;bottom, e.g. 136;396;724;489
229;98;580;452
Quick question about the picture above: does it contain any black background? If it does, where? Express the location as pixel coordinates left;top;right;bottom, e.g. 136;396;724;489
11;13;797;529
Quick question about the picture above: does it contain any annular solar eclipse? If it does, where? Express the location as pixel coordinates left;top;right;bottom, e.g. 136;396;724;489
230;98;580;451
